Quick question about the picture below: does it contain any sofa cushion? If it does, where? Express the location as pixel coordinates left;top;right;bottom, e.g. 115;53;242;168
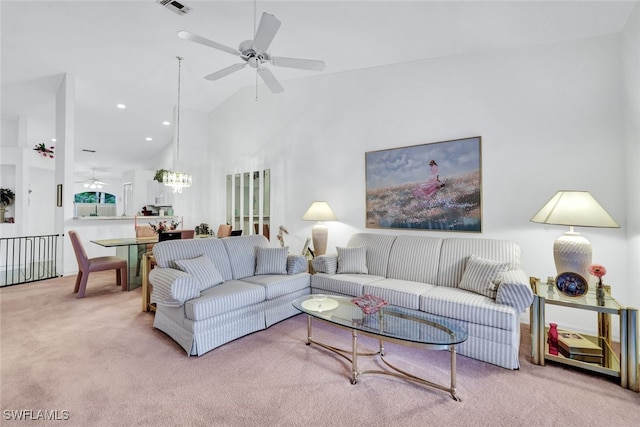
312;254;338;275
185;280;266;321
175;255;224;290
337;246;368;274
287;255;307;274
363;278;436;310
419;286;517;330
311;273;384;297
459;255;509;299
437;238;521;288
241;273;310;299
255;246;288;275
152;238;234;281
387;236;442;284
458;255;509;299
221;235;271;279
346;233;397;277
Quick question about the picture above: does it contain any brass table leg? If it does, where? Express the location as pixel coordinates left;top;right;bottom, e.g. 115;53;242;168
450;344;460;401
351;329;359;385
626;308;638;392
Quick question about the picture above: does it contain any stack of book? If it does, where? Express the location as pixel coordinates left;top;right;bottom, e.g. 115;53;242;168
557;330;603;364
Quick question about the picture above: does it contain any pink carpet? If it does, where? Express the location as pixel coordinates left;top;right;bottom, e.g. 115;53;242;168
1;272;638;426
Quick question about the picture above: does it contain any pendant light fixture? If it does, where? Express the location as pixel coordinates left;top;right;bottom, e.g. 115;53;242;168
162;56;192;193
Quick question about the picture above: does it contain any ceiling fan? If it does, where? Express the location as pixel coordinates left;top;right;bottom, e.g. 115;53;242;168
79;169;109;190
178;12;325;94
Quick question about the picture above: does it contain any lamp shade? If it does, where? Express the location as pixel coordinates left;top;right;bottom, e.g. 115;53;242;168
530;191;619;228
302;201;338;222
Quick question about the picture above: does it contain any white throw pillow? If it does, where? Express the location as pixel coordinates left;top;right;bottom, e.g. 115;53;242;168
175;255;224;290
337;246;368;274
458;255;509;299
255;246;288;275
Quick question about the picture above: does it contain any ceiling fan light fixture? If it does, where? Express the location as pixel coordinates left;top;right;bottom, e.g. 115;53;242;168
178;11;325;96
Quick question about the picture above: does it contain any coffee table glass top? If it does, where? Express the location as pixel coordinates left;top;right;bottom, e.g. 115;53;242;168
293;295;467;347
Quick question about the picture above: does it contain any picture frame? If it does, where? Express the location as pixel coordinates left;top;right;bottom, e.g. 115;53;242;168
302;238;311;257
555;272;589;297
56;184;63;207
365;136;482;232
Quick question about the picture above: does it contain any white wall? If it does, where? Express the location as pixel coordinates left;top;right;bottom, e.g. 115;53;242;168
623;4;640;312
207;31;635;336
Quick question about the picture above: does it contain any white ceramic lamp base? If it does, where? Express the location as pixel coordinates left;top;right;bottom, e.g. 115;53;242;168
553;231;592;281
311;222;329;256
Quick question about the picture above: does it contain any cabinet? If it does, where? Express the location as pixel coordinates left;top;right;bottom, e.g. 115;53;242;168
146;181;174;208
530;277;638;391
225;170;270;238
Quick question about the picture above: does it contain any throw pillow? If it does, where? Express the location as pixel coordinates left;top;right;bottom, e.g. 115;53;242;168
458;255;509;299
255;246;288;275
174;255;224;290
286;255;307;275
337;246;368;274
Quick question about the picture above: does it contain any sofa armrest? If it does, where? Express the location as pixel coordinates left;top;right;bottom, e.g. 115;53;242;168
287;254;307;274
149;267;201;307
311;254;338;275
496;269;534;313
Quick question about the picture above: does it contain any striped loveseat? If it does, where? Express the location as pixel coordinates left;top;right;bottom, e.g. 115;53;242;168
310;233;533;369
149;235;310;356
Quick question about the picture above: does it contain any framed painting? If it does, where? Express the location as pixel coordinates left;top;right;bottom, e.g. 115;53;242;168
365;136;482;232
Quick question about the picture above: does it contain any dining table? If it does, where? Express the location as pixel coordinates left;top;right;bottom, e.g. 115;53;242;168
91;236;158;291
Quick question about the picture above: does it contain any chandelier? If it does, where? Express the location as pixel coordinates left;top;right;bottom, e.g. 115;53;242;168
162;170;192;193
163;56;192;193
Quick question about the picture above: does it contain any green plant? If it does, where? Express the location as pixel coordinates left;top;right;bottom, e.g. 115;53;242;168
0;188;15;207
154;169;169;183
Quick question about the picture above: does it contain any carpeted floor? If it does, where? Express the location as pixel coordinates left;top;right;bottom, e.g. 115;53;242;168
1;272;638;426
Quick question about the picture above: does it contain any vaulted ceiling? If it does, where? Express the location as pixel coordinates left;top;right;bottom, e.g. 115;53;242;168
1;1;636;182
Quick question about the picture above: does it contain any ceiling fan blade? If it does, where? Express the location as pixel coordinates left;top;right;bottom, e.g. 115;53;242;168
177;30;240;56
204;63;247;81
257;67;284;93
253;12;281;52
271;57;326;71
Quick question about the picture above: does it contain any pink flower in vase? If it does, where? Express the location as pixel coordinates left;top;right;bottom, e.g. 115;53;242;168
589;264;607;298
588;264;607;278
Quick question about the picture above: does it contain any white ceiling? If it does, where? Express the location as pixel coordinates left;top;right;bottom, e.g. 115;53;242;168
1;1;636;182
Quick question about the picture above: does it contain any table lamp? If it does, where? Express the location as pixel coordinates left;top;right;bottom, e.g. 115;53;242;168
530;190;619;281
302;201;337;256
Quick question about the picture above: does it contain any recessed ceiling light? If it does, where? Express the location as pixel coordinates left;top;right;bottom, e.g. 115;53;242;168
51;138;56;142
145;137;153;141
162;121;170;126
117;104;126;109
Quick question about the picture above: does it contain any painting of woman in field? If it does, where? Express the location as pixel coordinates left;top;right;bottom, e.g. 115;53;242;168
365;137;482;232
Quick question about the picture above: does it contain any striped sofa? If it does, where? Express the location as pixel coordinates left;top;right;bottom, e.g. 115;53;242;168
311;233;533;369
149;235;310;356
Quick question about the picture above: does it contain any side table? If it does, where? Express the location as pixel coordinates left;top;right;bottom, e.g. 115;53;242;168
141;252;156;312
530;277;638;392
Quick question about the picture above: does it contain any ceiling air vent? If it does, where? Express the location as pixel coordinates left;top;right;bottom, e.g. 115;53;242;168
157;0;192;16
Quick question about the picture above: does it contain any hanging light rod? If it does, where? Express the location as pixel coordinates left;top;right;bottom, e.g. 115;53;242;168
162;55;192;193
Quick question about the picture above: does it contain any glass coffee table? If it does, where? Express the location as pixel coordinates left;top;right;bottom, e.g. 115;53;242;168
292;294;468;401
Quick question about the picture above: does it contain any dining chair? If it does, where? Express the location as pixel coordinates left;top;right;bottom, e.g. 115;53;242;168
217;224;232;238
180;229;195;239
68;230;128;298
